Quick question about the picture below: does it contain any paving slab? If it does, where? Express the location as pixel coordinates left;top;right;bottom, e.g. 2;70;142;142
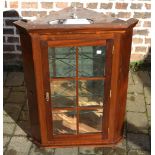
148;126;151;136
128;72;134;85
132;71;150;87
3;72;7;84
132;72;143;85
3;123;16;135
115;138;127;149
3;147;7;154
3;136;11;148
99;140;127;155
16;120;31;136
23;101;28;111
137;71;150;85
144;86;151;99
128;149;151;155
127;112;148;133
145;97;151;105
3;88;11;100
127;84;143;94
3;114;16;123
146;105;151;121
126;94;146;112
3;70;151;155
123;124;127;138
5;136;32;155
55;147;78;155
5;72;24;87
79;146;103;155
144;86;151;97
29;144;55;155
19;110;29;121
101;147;127;155
6;91;26;103
12;86;26;92
14;125;27;136
4;149;18;155
4;103;22;121
127;133;150;151
3;110;7;115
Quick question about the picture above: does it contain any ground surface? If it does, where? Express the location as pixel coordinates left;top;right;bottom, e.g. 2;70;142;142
3;70;151;155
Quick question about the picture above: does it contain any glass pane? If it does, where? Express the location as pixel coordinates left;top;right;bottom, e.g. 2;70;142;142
53;110;77;135
79;80;104;106
79;109;103;133
48;47;76;77
78;46;106;77
50;80;76;108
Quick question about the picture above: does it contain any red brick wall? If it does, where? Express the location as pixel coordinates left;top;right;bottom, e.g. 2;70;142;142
3;0;151;69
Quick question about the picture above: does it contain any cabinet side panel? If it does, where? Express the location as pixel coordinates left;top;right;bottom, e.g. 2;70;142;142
108;33;123;142
30;33;49;144
19;31;41;142
115;30;133;139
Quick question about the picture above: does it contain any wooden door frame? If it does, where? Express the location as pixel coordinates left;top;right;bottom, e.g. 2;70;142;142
40;35;114;146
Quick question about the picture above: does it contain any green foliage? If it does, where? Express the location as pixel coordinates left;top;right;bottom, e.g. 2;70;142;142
130;60;144;72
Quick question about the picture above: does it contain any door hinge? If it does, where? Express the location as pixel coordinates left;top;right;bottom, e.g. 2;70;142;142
45;92;49;102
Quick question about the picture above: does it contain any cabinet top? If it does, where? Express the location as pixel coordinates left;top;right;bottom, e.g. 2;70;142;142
14;7;138;33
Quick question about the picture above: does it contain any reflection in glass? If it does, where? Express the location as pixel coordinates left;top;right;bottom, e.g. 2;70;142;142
51;80;76;108
79;46;106;77
53;110;77;135
79;80;104;106
48;47;76;77
79;109;103;133
48;46;106;78
48;46;106;135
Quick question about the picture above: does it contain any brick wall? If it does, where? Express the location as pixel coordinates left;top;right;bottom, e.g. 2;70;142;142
3;0;151;69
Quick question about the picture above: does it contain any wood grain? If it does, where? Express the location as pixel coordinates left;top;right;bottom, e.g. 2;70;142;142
14;8;138;147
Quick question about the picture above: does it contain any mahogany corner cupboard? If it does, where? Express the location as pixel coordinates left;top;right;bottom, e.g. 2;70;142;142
14;7;138;148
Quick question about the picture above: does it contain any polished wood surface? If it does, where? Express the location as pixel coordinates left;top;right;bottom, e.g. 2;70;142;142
14;7;138;33
19;31;41;142
14;7;138;147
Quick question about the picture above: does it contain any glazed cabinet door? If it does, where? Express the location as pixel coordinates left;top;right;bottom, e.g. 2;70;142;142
40;38;113;146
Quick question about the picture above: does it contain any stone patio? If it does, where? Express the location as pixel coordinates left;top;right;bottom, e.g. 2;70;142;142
3;70;151;155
